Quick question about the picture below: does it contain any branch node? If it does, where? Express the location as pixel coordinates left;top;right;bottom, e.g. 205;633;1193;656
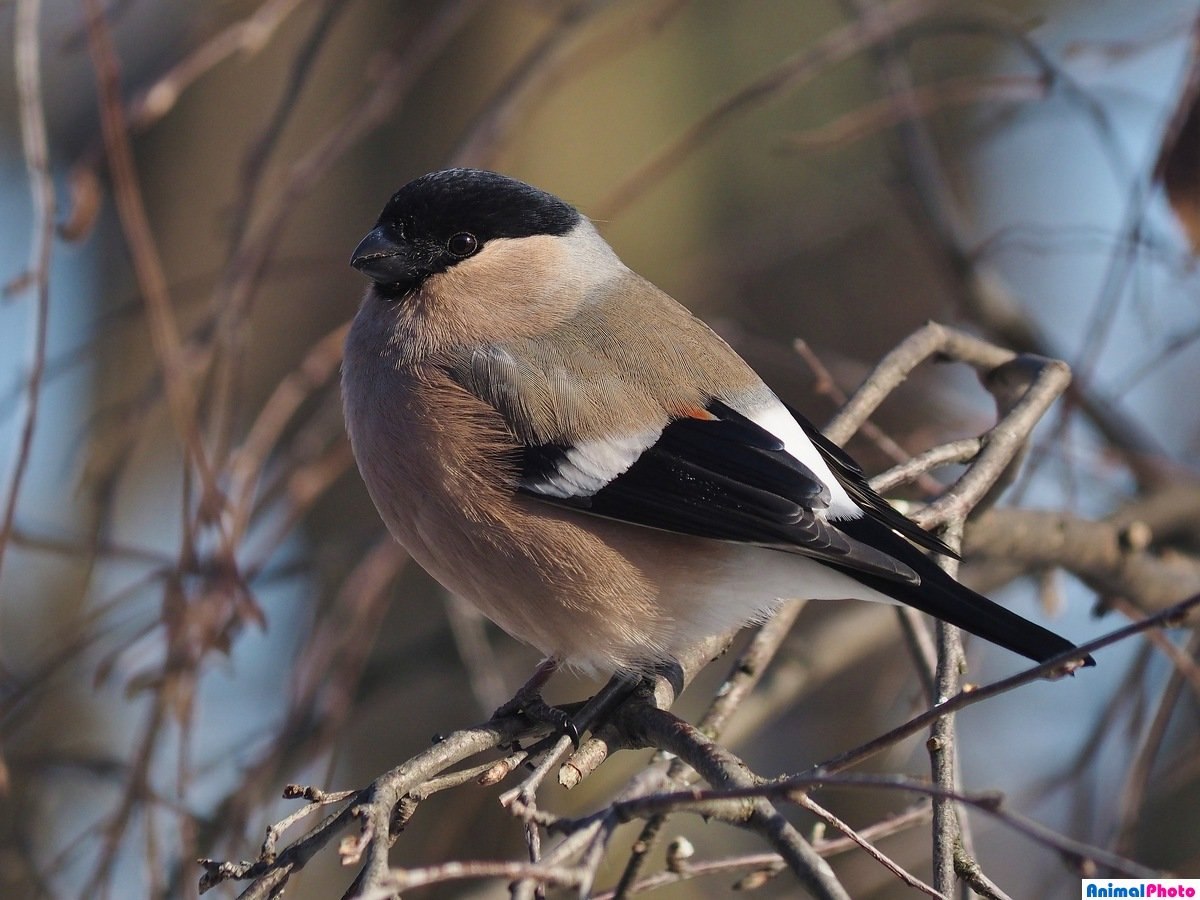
1118;520;1153;552
338;811;374;866
665;836;695;872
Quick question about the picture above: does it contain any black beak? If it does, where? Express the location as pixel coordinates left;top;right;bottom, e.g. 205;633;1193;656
350;224;414;285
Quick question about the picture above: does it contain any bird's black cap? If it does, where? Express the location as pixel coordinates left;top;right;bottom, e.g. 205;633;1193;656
351;169;581;291
380;168;580;243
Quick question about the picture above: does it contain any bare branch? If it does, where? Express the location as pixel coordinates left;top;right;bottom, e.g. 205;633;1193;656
603;772;1161;879
798;793;945;898
780;74;1050;152
129;0;311;130
83;0;225;551
2;0;56;583
592;0;945;219
815;592;1200;777
966;509;1200;615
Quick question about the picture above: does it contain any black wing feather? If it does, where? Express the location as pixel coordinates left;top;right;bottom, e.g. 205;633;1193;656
783;403;959;559
519;404;919;585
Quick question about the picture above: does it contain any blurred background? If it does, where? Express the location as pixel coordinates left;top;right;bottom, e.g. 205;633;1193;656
1;0;1199;897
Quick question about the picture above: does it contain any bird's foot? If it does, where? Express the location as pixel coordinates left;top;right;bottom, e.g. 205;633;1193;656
495;692;580;748
493;657;580;747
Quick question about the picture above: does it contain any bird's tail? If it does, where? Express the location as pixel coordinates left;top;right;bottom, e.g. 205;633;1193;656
889;559;1093;667
839;516;1093;667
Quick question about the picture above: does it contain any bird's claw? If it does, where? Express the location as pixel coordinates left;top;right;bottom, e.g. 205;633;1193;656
494;692;581;748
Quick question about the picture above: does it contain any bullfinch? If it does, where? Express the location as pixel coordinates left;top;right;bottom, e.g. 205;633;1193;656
343;168;1090;677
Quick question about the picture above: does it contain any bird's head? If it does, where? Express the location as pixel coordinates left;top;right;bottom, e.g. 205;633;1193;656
351;168;584;298
348;169;627;358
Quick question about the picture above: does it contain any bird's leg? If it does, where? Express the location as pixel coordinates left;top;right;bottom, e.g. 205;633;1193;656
504;656;560;704
493;657;580;746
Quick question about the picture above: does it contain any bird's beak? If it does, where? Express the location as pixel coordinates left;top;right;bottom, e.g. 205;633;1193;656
350;224;413;285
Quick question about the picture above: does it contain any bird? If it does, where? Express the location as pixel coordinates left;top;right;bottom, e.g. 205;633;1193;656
342;167;1092;683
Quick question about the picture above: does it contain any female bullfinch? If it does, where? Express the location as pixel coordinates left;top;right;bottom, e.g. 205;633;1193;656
343;168;1090;675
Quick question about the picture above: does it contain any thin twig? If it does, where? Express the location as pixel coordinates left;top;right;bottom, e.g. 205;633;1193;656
449;0;610;168
780;74;1049;151
602;772;1160;878
226;322;348;544
84;0;226;554
814;592;1200;777
2;0;56;584
1107;598;1200;699
201;718;531;896
592;0;944;219
798;793;945;898
825;323;1014;443
870;439;980;494
204;0;482;467
598;804;933;897
793;338;945;495
206;0;349;463
872;6;1173;489
129;0;309;130
226;0;347;255
620;705;851;900
375;859;585;895
928;523;967;898
1112;629;1200;857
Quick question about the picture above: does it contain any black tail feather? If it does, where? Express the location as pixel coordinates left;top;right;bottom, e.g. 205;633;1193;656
837;515;1094;667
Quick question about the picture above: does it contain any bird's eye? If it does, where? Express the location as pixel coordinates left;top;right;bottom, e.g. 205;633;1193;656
447;232;479;257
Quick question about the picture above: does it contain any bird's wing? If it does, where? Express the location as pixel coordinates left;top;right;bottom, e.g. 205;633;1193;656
441;337;1093;666
444;346;920;585
783;403;958;558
